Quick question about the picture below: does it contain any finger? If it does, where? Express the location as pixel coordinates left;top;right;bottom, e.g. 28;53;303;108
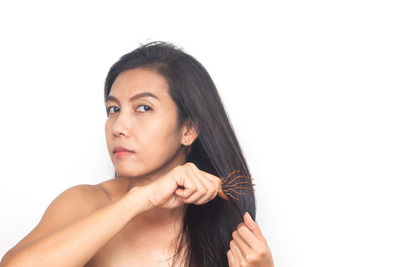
201;172;221;199
179;165;207;203
187;162;208;191
175;167;197;199
227;249;238;267
185;163;221;203
232;226;253;257
237;222;273;265
188;163;219;185
243;212;267;244
188;165;217;204
199;168;221;185
229;239;245;265
192;165;222;199
193;178;215;204
236;222;265;250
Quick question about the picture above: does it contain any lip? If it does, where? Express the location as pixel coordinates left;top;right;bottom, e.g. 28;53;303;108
113;146;135;153
114;151;134;158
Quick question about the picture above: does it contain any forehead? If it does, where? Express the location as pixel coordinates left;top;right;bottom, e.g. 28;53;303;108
108;68;169;100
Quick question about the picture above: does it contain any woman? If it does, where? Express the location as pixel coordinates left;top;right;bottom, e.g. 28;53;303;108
0;41;274;267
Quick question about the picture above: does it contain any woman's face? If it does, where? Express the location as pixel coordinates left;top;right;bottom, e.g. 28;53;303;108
105;68;192;179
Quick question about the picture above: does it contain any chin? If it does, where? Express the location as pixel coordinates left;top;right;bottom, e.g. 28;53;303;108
116;161;156;177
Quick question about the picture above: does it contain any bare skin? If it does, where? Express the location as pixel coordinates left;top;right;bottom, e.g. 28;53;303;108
0;67;274;267
85;178;188;267
1;68;203;267
94;67;197;265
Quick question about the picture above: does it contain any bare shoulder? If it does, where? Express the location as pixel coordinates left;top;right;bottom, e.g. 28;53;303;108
96;177;131;202
42;183;112;220
5;183;112;255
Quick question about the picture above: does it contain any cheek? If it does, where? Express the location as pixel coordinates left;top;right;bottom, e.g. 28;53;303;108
139;120;180;159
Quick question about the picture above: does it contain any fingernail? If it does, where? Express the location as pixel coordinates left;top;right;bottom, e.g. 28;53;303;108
245;211;253;221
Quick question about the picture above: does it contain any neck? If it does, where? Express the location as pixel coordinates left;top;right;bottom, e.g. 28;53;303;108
121;145;188;224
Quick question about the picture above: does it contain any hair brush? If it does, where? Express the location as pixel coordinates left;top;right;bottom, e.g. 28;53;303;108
217;170;255;200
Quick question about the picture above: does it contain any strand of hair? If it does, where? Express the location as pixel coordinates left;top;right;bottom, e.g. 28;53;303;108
225;192;239;200
224;181;250;188
225;175;249;186
226;188;246;196
222;170;241;184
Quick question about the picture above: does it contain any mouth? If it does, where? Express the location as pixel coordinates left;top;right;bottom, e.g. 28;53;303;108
113;146;135;153
113;146;135;158
114;151;134;158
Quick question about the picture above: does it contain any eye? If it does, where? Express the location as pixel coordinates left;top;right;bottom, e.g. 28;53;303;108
136;104;152;113
106;105;152;116
106;106;119;116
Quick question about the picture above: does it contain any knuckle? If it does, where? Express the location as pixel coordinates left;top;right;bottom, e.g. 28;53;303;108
190;162;198;168
175;165;184;172
229;240;235;247
237;223;246;233
232;231;240;240
185;161;195;168
245;253;258;263
239;259;248;267
258;247;268;257
232;230;237;238
198;188;206;195
207;192;214;201
180;165;188;172
211;191;218;199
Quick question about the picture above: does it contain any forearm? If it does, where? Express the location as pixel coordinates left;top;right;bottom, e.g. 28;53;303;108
1;189;146;267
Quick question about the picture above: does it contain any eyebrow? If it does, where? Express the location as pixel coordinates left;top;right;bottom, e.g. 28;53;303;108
106;92;159;104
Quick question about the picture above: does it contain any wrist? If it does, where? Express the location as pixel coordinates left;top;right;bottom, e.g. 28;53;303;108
123;187;152;215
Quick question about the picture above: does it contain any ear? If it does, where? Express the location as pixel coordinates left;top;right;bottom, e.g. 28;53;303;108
180;119;200;146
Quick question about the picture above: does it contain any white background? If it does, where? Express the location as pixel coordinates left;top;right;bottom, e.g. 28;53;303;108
0;1;399;266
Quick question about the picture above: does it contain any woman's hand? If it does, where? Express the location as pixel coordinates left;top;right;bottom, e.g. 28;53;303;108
131;162;222;211
227;212;274;267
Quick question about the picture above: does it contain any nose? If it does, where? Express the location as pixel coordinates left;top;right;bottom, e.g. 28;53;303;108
111;111;132;138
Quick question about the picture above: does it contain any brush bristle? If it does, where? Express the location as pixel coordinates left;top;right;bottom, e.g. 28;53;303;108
219;170;253;201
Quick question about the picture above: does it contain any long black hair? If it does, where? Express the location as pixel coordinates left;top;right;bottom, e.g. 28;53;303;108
104;41;256;267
